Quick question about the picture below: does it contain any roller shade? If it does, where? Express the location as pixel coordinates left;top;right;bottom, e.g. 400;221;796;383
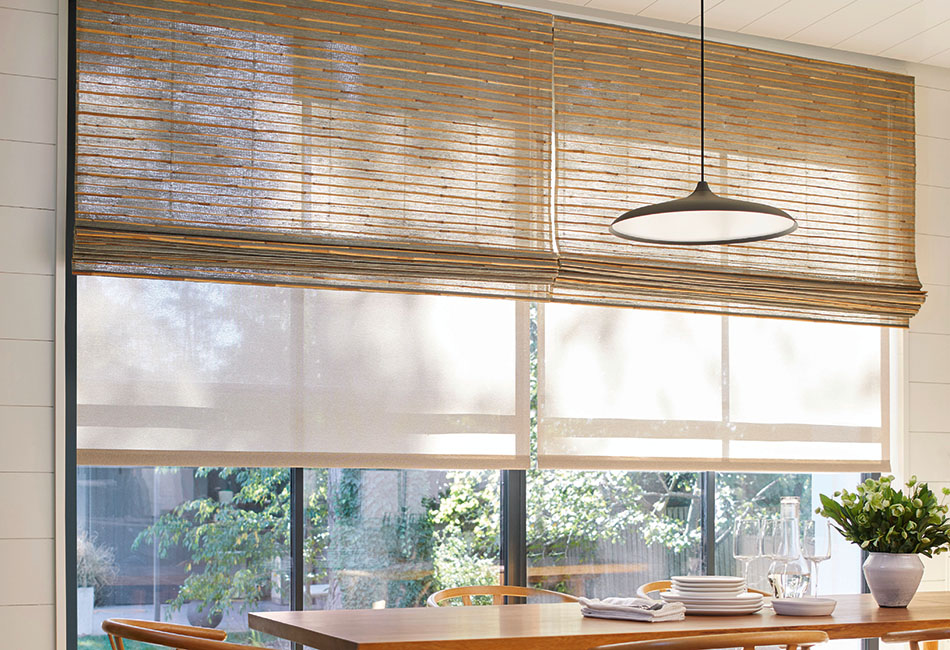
73;0;555;299
77;276;530;468
537;302;890;472
552;17;922;326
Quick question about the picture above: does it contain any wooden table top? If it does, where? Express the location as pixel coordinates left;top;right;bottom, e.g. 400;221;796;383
248;592;950;650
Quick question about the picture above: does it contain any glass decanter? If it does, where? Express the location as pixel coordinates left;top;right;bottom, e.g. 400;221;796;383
766;496;811;598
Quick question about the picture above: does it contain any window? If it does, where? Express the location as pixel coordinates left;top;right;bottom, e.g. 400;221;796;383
302;469;501;611
78;466;291;647
527;471;704;594
78;466;499;647
75;278;888;647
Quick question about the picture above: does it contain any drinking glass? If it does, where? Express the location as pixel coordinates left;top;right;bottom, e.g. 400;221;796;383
733;518;763;584
761;518;779;559
802;519;832;595
763;518;796;597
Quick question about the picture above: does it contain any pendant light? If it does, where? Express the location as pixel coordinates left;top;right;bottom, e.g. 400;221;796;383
610;0;798;245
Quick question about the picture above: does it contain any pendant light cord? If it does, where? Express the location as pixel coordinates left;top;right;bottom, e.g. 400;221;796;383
700;0;705;182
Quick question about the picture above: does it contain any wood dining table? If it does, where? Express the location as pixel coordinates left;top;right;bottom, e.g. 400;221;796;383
249;592;950;650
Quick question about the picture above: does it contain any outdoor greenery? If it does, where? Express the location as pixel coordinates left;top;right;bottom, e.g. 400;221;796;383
818;475;950;556
133;464;810;619
134;468;294;618
77;531;118;605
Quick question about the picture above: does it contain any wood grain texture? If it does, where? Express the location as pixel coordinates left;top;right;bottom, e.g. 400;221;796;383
590;630;829;650
249;593;950;650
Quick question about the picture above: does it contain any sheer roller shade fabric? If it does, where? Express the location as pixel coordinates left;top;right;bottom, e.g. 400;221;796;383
73;0;923;327
77;277;530;468
537;303;889;472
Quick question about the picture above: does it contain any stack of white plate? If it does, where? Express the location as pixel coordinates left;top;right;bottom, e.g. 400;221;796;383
659;576;763;615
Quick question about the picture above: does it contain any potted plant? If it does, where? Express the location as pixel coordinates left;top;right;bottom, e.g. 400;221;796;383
817;475;950;607
76;532;118;635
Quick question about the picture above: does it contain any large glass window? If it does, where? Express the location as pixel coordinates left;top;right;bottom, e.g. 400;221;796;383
79;466;500;646
76;279;887;647
527;471;703;595
78;466;290;648
302;469;500;611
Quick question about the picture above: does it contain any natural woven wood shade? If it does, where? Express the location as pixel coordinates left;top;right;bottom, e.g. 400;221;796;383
75;0;555;299
552;17;922;325
73;0;924;326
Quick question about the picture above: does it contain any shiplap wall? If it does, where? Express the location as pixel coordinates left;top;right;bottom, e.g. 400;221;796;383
907;64;950;594
0;0;60;647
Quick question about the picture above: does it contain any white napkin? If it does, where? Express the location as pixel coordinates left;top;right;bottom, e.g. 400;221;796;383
579;597;687;622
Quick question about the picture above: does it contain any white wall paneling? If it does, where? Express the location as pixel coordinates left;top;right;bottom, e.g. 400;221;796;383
0;539;55;607
0;273;55;341
0;74;57;144
0;406;54;473
0;1;60;647
917;185;950;238
0;141;56;210
0;473;54;538
0;7;58;78
0;605;55;649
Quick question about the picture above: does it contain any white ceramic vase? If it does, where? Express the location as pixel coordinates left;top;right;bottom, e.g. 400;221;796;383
863;552;924;607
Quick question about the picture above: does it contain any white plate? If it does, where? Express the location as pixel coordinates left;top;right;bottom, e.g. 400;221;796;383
672;576;745;585
661;592;762;605
685;604;763;616
772;597;837;616
683;603;763;611
669;589;747;599
670;585;747;594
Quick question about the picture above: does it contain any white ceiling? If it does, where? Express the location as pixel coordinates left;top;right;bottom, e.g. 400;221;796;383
545;0;950;68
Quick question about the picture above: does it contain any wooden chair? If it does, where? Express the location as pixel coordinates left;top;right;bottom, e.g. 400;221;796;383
102;618;254;650
426;585;580;607
881;628;950;650
590;630;829;650
635;580;770;599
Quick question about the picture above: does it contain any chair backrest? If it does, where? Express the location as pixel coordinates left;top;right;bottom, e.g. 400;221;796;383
881;628;950;650
426;585;580;607
635;580;770;599
102;618;255;650
590;630;829;650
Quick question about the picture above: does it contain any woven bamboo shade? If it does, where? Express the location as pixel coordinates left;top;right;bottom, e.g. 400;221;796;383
74;0;924;326
74;0;555;299
552;17;923;326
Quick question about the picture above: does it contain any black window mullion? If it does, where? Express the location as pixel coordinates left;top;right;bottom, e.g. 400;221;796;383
67;0;79;647
290;467;304;650
501;469;527;598
702;471;716;575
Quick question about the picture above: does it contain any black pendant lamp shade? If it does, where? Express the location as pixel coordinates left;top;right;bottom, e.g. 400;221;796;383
610;1;798;246
610;181;798;245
